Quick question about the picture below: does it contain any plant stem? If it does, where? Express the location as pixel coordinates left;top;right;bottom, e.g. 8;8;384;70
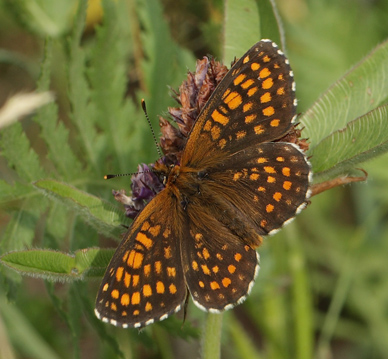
201;312;223;359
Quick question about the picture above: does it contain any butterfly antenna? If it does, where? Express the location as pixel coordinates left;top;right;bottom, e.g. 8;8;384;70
104;100;161;180
104;173;136;180
141;99;163;159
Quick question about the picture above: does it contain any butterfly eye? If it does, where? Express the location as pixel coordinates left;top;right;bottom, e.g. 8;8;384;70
181;196;189;210
197;170;209;179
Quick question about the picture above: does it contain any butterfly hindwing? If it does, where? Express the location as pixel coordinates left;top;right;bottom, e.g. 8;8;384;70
203;142;311;235
181;204;260;311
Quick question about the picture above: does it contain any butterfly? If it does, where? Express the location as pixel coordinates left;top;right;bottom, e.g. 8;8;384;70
95;40;312;328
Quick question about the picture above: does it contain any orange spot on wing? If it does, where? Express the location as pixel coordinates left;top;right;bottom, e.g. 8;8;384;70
169;284;177;294
273;192;282;202
143;284;152;297
283;181;292;190
247;87;258;96
243;102;253;112
124;272;131;288
111;289;119;299
282;167;291;177
156;281;165;294
148;225;161;237
121;293;130;306
263;106;275;117
201;264;211;275
262;78;273;89
116;267;124;282
155;261;162;274
131;292;141;305
164;246;172;259
211;109;229;126
245;114;257;123
266;204;274;213
136;232;153;249
228;265;236;274
233;73;246;85
259;68;271;78
241;79;254;89
267;176;276;183
222;277;231;287
132;275;139;287
264;166;276;174
254;125;265;134
167;267;176;277
224;91;242;110
210;281;220;290
260;92;271;103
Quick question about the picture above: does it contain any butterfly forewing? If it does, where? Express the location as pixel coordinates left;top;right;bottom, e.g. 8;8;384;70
95;191;187;328
183;40;296;168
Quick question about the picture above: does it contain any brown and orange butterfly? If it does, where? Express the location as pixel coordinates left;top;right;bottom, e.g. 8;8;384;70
95;40;312;328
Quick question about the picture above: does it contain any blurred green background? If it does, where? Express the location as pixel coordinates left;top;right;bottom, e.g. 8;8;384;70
1;0;388;358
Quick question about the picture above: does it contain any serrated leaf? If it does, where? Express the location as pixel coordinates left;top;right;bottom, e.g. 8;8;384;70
310;104;388;181
138;0;195;142
0;121;46;181
0;210;41;253
34;40;83;180
34;179;129;238
88;0;135;173
300;39;388;150
67;0;99;172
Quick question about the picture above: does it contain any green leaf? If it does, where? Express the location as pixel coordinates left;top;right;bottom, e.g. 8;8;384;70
0;295;62;359
67;1;100;174
34;179;128;238
74;248;114;278
0;121;46;182
301;39;388;150
138;0;195;140
34;40;83;180
0;250;75;279
310;104;388;181
0;248;114;281
223;0;283;64
5;0;77;37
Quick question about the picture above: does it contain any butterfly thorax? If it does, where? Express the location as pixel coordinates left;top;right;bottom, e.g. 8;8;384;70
153;159;264;249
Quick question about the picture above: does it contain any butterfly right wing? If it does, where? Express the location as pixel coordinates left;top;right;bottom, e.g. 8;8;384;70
95;189;187;328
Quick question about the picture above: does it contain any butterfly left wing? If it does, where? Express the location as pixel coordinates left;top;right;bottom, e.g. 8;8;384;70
95;189;187;328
